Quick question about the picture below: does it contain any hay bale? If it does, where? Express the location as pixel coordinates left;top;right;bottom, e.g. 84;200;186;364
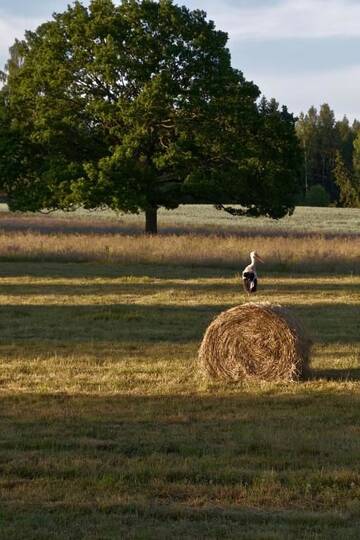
198;303;311;382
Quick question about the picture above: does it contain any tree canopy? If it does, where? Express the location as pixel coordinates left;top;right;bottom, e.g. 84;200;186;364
1;0;302;232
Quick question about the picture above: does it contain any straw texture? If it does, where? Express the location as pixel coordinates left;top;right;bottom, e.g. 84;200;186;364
198;303;311;382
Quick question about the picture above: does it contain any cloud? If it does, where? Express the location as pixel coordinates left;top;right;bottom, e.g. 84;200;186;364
249;64;360;120
186;0;360;41
1;0;359;121
0;12;41;69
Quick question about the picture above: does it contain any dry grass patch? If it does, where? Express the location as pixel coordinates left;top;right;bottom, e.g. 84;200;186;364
0;206;359;273
0;230;359;274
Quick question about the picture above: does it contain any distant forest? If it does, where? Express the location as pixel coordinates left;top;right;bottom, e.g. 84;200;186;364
296;103;360;207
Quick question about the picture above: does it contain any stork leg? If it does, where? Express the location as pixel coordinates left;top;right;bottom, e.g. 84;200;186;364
243;277;257;294
243;278;251;294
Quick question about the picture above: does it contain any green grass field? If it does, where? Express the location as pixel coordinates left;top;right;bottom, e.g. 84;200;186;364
0;207;359;539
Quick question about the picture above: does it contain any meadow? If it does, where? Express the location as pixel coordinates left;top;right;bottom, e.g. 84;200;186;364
0;206;359;539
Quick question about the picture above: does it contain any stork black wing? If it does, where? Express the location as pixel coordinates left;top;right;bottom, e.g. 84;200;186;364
242;272;257;293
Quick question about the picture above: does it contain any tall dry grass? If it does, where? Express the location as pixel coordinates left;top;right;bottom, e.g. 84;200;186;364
0;229;358;272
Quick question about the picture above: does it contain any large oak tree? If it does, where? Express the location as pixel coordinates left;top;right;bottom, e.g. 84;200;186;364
1;0;301;233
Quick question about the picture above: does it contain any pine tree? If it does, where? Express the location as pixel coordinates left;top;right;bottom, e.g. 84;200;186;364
336;116;355;171
317;104;338;199
333;152;359;208
296;107;318;195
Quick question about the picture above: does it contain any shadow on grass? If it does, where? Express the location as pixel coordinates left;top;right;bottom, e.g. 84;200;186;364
308;368;360;381
1;392;360;538
0;302;358;344
270;281;360;293
294;303;360;345
0;303;228;344
0;279;359;298
0;502;356;540
0;302;358;345
0;280;243;297
1;261;360;280
1;391;360;468
0;262;237;280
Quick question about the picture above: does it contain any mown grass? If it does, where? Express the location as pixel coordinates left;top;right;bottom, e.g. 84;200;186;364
0;258;359;539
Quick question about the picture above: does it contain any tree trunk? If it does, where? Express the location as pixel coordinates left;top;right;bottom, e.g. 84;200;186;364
304;146;308;193
145;205;157;234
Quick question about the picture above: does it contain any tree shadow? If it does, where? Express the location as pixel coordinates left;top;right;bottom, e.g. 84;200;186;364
0;261;235;280
0;280;245;297
1;260;359;280
1;391;360;468
0;303;231;346
269;281;360;293
0;391;360;537
0;278;359;298
293;303;360;345
307;368;360;381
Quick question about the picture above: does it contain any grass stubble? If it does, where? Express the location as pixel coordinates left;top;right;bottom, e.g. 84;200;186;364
0;207;359;539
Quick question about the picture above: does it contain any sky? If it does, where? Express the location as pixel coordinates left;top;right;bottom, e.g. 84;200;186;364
1;0;360;120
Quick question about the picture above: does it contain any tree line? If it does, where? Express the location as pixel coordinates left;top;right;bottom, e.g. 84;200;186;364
296;104;360;207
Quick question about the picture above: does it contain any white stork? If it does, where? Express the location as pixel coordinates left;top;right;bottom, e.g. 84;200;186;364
242;251;264;294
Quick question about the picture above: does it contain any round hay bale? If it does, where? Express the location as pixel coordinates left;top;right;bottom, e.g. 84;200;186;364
198;303;311;382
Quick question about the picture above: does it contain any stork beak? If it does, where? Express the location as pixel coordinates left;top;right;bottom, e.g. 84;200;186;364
255;254;264;263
